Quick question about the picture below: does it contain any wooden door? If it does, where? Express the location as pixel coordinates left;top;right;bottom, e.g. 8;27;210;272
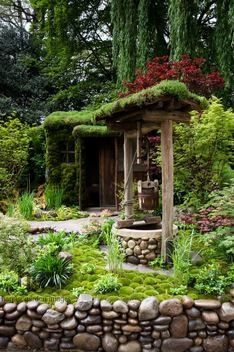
99;139;115;207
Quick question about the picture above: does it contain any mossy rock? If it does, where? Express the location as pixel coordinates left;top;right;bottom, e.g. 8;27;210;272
119;287;134;295
129;293;147;300
144;277;158;285
145;290;159;296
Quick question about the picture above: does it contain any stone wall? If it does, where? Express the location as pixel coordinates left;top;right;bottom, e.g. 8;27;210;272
0;295;234;352
120;236;161;265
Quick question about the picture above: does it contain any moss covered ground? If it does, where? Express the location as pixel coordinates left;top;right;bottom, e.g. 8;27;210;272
1;243;204;304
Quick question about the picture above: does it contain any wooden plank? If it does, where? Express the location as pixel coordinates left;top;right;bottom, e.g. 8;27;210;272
124;132;134;218
161;119;174;260
143;110;190;122
144;216;161;224
114;138;119;210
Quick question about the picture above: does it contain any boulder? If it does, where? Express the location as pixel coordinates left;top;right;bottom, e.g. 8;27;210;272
42;309;65;325
194;299;221;310
139;297;159;321
202;311;219;324
27;300;39;310
189;319;205;331
73;333;100;351
219;302;234;322
24;331;42;349
127;256;140;265
118;341;141;352
60;317;77;330
37;303;49;315
170;315;188;338
113;300;128;314
76;294;93;311
159;299;183;317
102;333;118;352
0;326;15;336
17;302;27;313
162;338;193;352
11;334;27;348
203;335;228;352
3;303;17;313
100;300;112;311
55;300;67;313
16;315;32;331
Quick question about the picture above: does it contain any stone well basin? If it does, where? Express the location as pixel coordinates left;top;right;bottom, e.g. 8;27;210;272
113;222;178;265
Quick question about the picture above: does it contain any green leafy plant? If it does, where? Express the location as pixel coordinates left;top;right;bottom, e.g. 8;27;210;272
18;192;34;220
0;214;35;277
30;255;73;288
192;264;231;295
150;256;171;269
205;227;234;263
45;185;64;209
169;285;188;295
172;230;194;285
0;271;19;293
71;287;85;297
80;263;96;275
38;231;77;253
94;274;122;294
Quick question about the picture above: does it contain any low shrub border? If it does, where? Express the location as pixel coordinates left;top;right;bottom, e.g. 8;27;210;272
0;294;233;351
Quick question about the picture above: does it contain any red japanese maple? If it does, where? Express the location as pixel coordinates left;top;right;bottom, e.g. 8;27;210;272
120;55;224;97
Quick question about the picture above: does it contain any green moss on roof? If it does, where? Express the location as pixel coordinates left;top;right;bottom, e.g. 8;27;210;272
44;110;96;129
73;125;120;138
94;80;207;120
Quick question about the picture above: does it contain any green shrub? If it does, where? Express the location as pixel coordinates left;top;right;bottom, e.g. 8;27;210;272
0;271;19;293
18;192;34;220
0;214;35;276
80;263;96;275
192;264;231;295
94;274;121;294
71;287;85;297
45;185;64;209
38;231;77;252
205;227;234;263
174;98;234;207
30;255;73;288
170;285;188;295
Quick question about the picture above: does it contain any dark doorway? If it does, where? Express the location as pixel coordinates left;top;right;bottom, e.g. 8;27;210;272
85;138;116;208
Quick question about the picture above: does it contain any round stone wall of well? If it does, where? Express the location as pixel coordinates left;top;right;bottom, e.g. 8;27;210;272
113;223;178;265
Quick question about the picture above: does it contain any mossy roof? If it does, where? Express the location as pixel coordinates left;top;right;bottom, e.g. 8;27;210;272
73;125;120;138
44;110;97;130
94;80;207;121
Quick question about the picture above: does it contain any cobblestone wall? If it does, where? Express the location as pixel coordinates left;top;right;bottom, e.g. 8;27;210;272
0;295;234;351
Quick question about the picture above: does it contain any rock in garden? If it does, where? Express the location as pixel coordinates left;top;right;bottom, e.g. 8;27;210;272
134;246;141;255
0;326;15;336
55;300;67;312
154;316;172;325
58;251;73;261
76;294;93;311
122;324;141;333
102;310;119;319
170;315;188;338
11;334;27;348
140;241;148;249
118;341;141;352
181;296;194;309
202;311;219;324
37;303;49;315
127;255;140;265
100;300;112;311
6;310;21;320
128;300;141;310
162;338;193;352
42;309;65;325
16;315;32;331
139;297;159;321
219;302;234;322
194;299;221;310
113;300;128;314
0;337;9;348
188;319;205;331
27;300;39;310
3;303;17;313
44;338;59;350
128;240;136;249
81;315;102;325
126;248;133;256
73;333;100;351
17;302;27;313
203;335;228;352
159;299;183;317
0;297;5;307
60;317;77;330
145;252;156;261
64;304;74;317
24;331;42;349
102;333;118;352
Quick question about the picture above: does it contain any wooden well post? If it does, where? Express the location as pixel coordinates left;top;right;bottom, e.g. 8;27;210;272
124;132;134;218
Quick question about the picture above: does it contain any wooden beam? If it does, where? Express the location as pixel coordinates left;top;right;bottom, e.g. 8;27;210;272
114;138;119;210
124;132;134;218
143;110;190;122
161;119;174;260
